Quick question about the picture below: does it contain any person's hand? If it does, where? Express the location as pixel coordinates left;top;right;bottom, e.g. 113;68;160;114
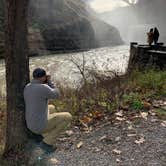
46;75;51;81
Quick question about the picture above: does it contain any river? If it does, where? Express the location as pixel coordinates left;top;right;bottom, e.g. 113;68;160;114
0;45;129;96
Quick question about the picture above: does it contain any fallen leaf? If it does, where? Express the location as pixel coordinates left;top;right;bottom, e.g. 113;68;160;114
79;120;89;129
152;100;165;108
135;137;145;144
94;147;101;152
140;112;148;120
83;127;93;134
50;158;59;164
128;125;133;130
57;137;70;142
116;117;125;121
115;110;123;117
81;116;92;124
105;136;112;143
126;120;132;124
115;137;121;142
151;118;158;122
65;130;74;136
161;121;166;127
116;159;121;163
113;149;122;155
128;115;141;120
77;141;83;149
92;111;104;119
127;134;137;137
99;135;107;141
143;101;151;109
149;110;156;116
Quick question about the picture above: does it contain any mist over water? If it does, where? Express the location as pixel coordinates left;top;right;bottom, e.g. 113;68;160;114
99;0;166;44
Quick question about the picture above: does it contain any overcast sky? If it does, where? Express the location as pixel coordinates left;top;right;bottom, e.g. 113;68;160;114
86;0;130;13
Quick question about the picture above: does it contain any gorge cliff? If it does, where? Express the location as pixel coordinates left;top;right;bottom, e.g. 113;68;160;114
0;0;123;58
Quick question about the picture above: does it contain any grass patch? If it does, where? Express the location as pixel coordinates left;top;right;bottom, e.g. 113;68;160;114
50;69;166;119
129;69;166;97
122;92;144;110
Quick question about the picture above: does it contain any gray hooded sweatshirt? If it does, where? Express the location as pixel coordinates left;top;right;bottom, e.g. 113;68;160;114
24;79;59;134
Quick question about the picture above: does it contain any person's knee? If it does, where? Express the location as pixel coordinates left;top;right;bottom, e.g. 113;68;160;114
65;112;72;122
48;104;56;114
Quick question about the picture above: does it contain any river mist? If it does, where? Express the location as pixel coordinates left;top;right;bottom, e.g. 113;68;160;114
100;0;166;44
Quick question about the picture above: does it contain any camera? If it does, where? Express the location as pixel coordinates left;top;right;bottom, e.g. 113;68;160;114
44;75;51;84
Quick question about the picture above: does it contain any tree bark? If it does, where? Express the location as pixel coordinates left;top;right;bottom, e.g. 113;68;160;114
4;0;29;154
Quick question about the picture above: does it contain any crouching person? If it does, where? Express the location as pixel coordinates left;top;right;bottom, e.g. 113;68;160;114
24;68;72;152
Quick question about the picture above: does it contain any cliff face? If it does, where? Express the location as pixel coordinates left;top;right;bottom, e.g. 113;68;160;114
42;18;96;51
0;0;123;58
29;0;123;53
91;19;123;47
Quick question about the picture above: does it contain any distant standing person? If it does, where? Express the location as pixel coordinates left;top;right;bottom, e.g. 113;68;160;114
153;27;160;44
147;28;154;46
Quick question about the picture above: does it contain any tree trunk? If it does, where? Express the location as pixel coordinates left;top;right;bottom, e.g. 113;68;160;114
4;0;29;154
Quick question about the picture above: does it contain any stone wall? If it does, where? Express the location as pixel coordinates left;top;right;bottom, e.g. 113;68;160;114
128;42;166;72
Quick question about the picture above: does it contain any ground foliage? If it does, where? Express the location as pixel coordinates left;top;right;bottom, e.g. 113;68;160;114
0;69;165;165
51;69;166;123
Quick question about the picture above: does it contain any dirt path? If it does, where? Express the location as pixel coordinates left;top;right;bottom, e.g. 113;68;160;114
29;112;166;166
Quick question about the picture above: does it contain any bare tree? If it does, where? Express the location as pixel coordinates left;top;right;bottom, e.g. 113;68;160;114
3;0;30;156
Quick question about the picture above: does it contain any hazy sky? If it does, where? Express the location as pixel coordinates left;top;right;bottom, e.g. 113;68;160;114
87;0;130;13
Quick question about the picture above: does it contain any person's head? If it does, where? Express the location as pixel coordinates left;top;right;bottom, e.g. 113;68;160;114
154;27;158;31
33;68;47;83
150;28;153;33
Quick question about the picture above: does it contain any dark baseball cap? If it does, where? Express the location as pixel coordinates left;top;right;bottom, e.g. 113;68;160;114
33;68;46;78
